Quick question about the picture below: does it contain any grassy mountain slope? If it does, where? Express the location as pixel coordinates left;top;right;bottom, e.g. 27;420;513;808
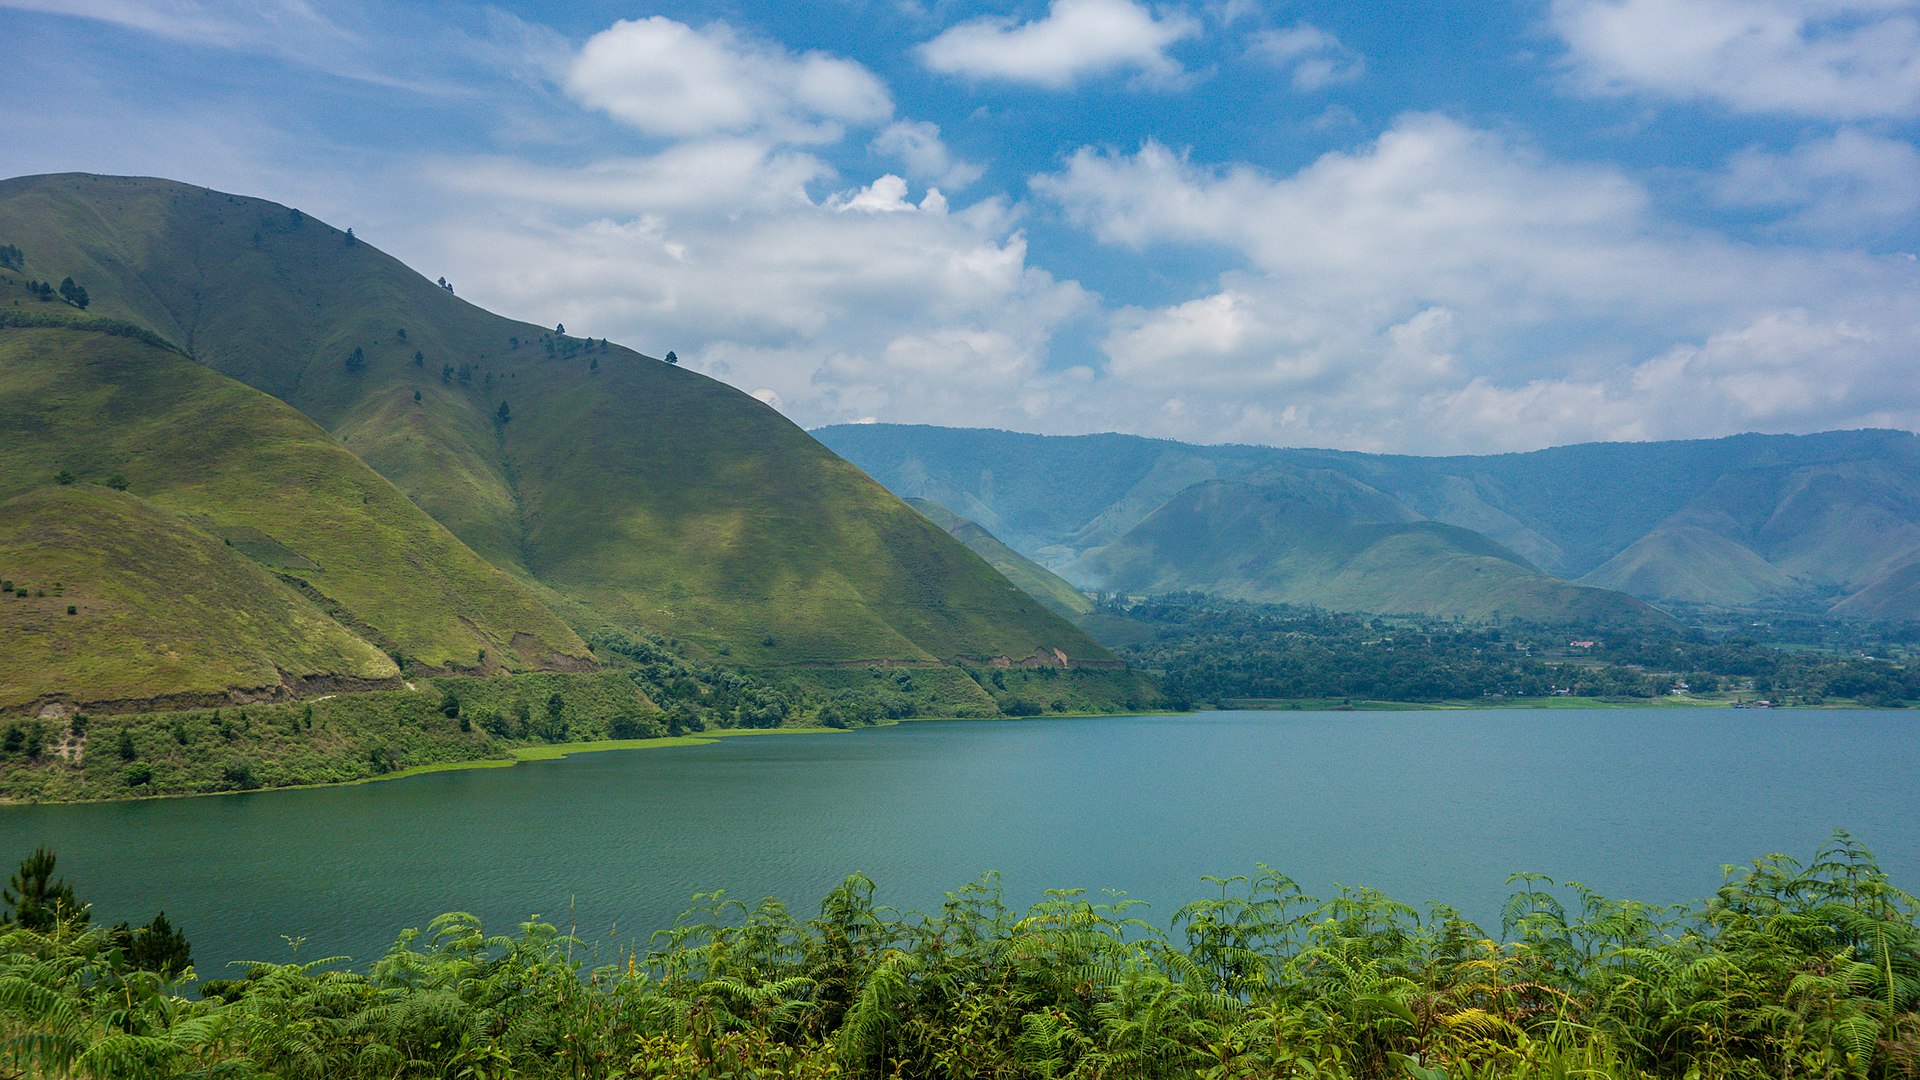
820;423;1920;620
0;486;397;712
0;174;1109;666
1077;471;1665;625
1832;559;1920;621
1733;461;1920;584
1575;459;1920;614
0;324;591;710
1582;525;1802;607
906;499;1093;618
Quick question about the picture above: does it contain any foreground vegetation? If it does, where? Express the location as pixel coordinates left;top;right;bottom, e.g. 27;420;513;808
3;834;1917;1078
1107;595;1920;708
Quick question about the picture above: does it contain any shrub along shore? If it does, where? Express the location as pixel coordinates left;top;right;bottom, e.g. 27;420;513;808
3;834;1916;1079
0;639;1160;804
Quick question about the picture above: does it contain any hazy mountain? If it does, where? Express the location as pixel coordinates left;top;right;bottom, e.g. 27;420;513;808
1073;469;1666;626
906;498;1093;619
818;423;1920;621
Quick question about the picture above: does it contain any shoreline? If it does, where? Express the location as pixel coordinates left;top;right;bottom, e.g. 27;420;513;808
2;699;1891;807
1210;694;1885;711
27;725;865;806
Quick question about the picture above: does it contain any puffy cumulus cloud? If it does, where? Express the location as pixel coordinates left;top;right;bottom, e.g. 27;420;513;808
1036;116;1671;320
916;0;1201;89
1035;114;1920;452
1249;23;1365;91
422;147;1094;432
1716;129;1920;242
871;120;986;190
1551;0;1920;119
829;174;951;214
566;16;891;140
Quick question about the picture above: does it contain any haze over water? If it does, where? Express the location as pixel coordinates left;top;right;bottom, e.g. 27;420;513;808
6;708;1915;974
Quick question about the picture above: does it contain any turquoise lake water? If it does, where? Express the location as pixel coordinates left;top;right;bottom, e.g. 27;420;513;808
3;708;1915;974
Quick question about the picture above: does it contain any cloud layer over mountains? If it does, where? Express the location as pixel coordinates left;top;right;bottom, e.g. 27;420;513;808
4;0;1917;453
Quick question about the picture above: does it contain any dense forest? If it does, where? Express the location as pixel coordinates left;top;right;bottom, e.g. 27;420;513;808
3;835;1917;1079
1108;594;1920;708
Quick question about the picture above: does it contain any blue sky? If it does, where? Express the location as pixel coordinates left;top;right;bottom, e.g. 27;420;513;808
4;0;1918;452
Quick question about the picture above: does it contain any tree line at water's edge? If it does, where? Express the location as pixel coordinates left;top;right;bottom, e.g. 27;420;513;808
1105;594;1920;709
2;834;1916;1079
0;630;1157;804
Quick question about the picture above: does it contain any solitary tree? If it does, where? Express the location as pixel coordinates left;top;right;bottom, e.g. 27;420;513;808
495;400;512;424
2;847;87;930
664;350;678;365
345;346;366;373
120;911;192;976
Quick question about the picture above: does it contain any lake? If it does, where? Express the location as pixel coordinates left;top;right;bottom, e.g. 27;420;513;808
3;708;1915;975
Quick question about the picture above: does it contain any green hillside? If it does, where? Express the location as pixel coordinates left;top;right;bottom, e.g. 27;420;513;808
1078;472;1666;626
1582;524;1804;608
819;423;1920;621
0;486;397;713
0;173;1109;671
0;322;593;712
906;499;1093;618
1833;558;1920;620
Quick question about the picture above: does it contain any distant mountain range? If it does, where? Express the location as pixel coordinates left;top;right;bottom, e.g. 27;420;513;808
818;424;1920;624
0;174;1116;716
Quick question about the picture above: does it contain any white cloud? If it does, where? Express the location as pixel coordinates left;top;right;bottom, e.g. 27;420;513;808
32;0;1918;456
467;8;575;88
1716;129;1920;241
0;0;345;51
1207;0;1263;26
871;120;986;190
0;0;466;90
1249;23;1365;90
829;174;951;214
1035;117;1665;318
566;17;892;140
425;147;1092;430
1551;0;1920;119
1034;114;1920;451
426;141;832;216
916;0;1201;88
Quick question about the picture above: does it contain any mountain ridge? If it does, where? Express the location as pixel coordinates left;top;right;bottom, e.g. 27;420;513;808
817;423;1920;621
